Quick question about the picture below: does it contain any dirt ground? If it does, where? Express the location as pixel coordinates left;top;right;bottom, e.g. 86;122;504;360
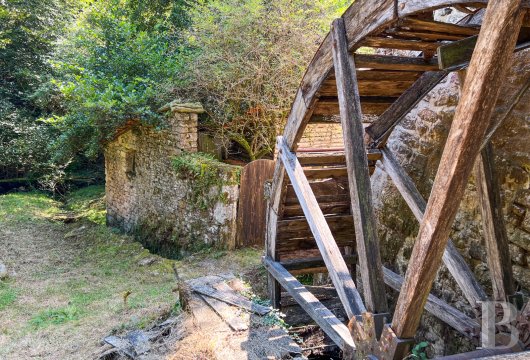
0;189;264;359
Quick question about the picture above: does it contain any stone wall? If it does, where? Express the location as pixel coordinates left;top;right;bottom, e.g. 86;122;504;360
105;105;239;257
371;49;530;355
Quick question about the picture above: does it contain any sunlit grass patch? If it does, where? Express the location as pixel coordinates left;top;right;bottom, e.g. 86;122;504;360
0;192;60;223
0;282;17;311
64;185;106;225
29;306;83;328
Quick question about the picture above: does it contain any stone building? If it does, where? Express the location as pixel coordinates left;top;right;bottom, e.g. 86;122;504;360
104;102;240;257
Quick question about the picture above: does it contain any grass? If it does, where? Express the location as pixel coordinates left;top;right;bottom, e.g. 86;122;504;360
0;282;17;311
30;306;83;329
0;186;264;359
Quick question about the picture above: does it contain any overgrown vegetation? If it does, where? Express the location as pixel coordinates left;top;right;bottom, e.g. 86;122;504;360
173;152;240;210
1;0;351;188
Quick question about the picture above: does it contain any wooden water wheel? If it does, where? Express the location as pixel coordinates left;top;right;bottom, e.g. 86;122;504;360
263;1;530;359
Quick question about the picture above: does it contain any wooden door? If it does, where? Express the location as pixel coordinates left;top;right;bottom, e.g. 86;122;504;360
236;159;275;247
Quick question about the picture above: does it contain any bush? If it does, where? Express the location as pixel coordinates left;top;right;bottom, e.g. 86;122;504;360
180;0;350;160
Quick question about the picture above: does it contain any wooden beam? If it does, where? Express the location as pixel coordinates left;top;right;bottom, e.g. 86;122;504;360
391;0;524;339
263;257;356;355
281;254;357;272
297;149;382;166
474;143;515;301
383;267;479;339
379;147;488;308
313;96;395;116
438;33;530;71
319;78;415;97
278;136;366;318
360;37;442;53
398;18;480;37
385;29;467;42
354;54;439;71
332;18;388;314
365;71;448;147
265;159;285;309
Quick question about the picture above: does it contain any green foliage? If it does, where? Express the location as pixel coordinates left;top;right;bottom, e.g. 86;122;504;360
0;282;17;311
173;152;240;210
181;0;351;160
64;185;106;224
406;341;430;360
0;0;76;182
48;0;191;162
30;306;83;328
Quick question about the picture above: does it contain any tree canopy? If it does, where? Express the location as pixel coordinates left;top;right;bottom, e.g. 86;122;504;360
0;0;351;188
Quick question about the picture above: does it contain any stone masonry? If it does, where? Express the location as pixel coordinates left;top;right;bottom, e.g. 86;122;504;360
105;103;239;257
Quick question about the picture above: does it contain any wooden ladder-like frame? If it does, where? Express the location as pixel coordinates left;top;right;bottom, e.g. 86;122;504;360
264;1;529;359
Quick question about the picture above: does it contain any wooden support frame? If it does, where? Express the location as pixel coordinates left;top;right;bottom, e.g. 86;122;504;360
379;147;488;309
331;17;388;314
474;143;515;301
263;256;356;356
391;0;524;340
277;136;366;318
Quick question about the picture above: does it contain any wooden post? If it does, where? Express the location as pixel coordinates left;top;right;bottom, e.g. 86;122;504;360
331;17;388;314
265;159;284;309
277;136;366;318
391;0;524;340
474;143;515;301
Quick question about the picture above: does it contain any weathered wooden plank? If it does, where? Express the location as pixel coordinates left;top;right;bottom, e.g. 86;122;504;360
438;32;530;71
263;257;356;354
385;29;467;42
303;167;349;180
198;294;248;331
313;96;395;116
383;268;479;339
332;18;388;314
281;254;357;272
392;0;524;339
284;0;396;149
355;70;422;82
191;284;270;315
277;214;354;237
319;78;414;97
283;201;351;218
236;159;275;247
278;136;366;318
297;149;382;166
399;18;480;37
474;143;515;301
265;158;286;309
360;37;442;52
379;147;488;308
397;0;488;17
354;54;439;71
365;71;448;147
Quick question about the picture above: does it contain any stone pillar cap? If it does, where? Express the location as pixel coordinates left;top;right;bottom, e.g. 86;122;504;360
159;101;205;114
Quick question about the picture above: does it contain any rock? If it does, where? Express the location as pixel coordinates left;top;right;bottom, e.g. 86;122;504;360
0;262;7;280
64;226;87;239
138;257;157;266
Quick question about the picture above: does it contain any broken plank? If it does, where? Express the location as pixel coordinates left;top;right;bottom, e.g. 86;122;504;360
332;17;388;314
198;294;249;331
263;256;356;354
278;136;366;318
191;284;270;316
354;54;439;71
